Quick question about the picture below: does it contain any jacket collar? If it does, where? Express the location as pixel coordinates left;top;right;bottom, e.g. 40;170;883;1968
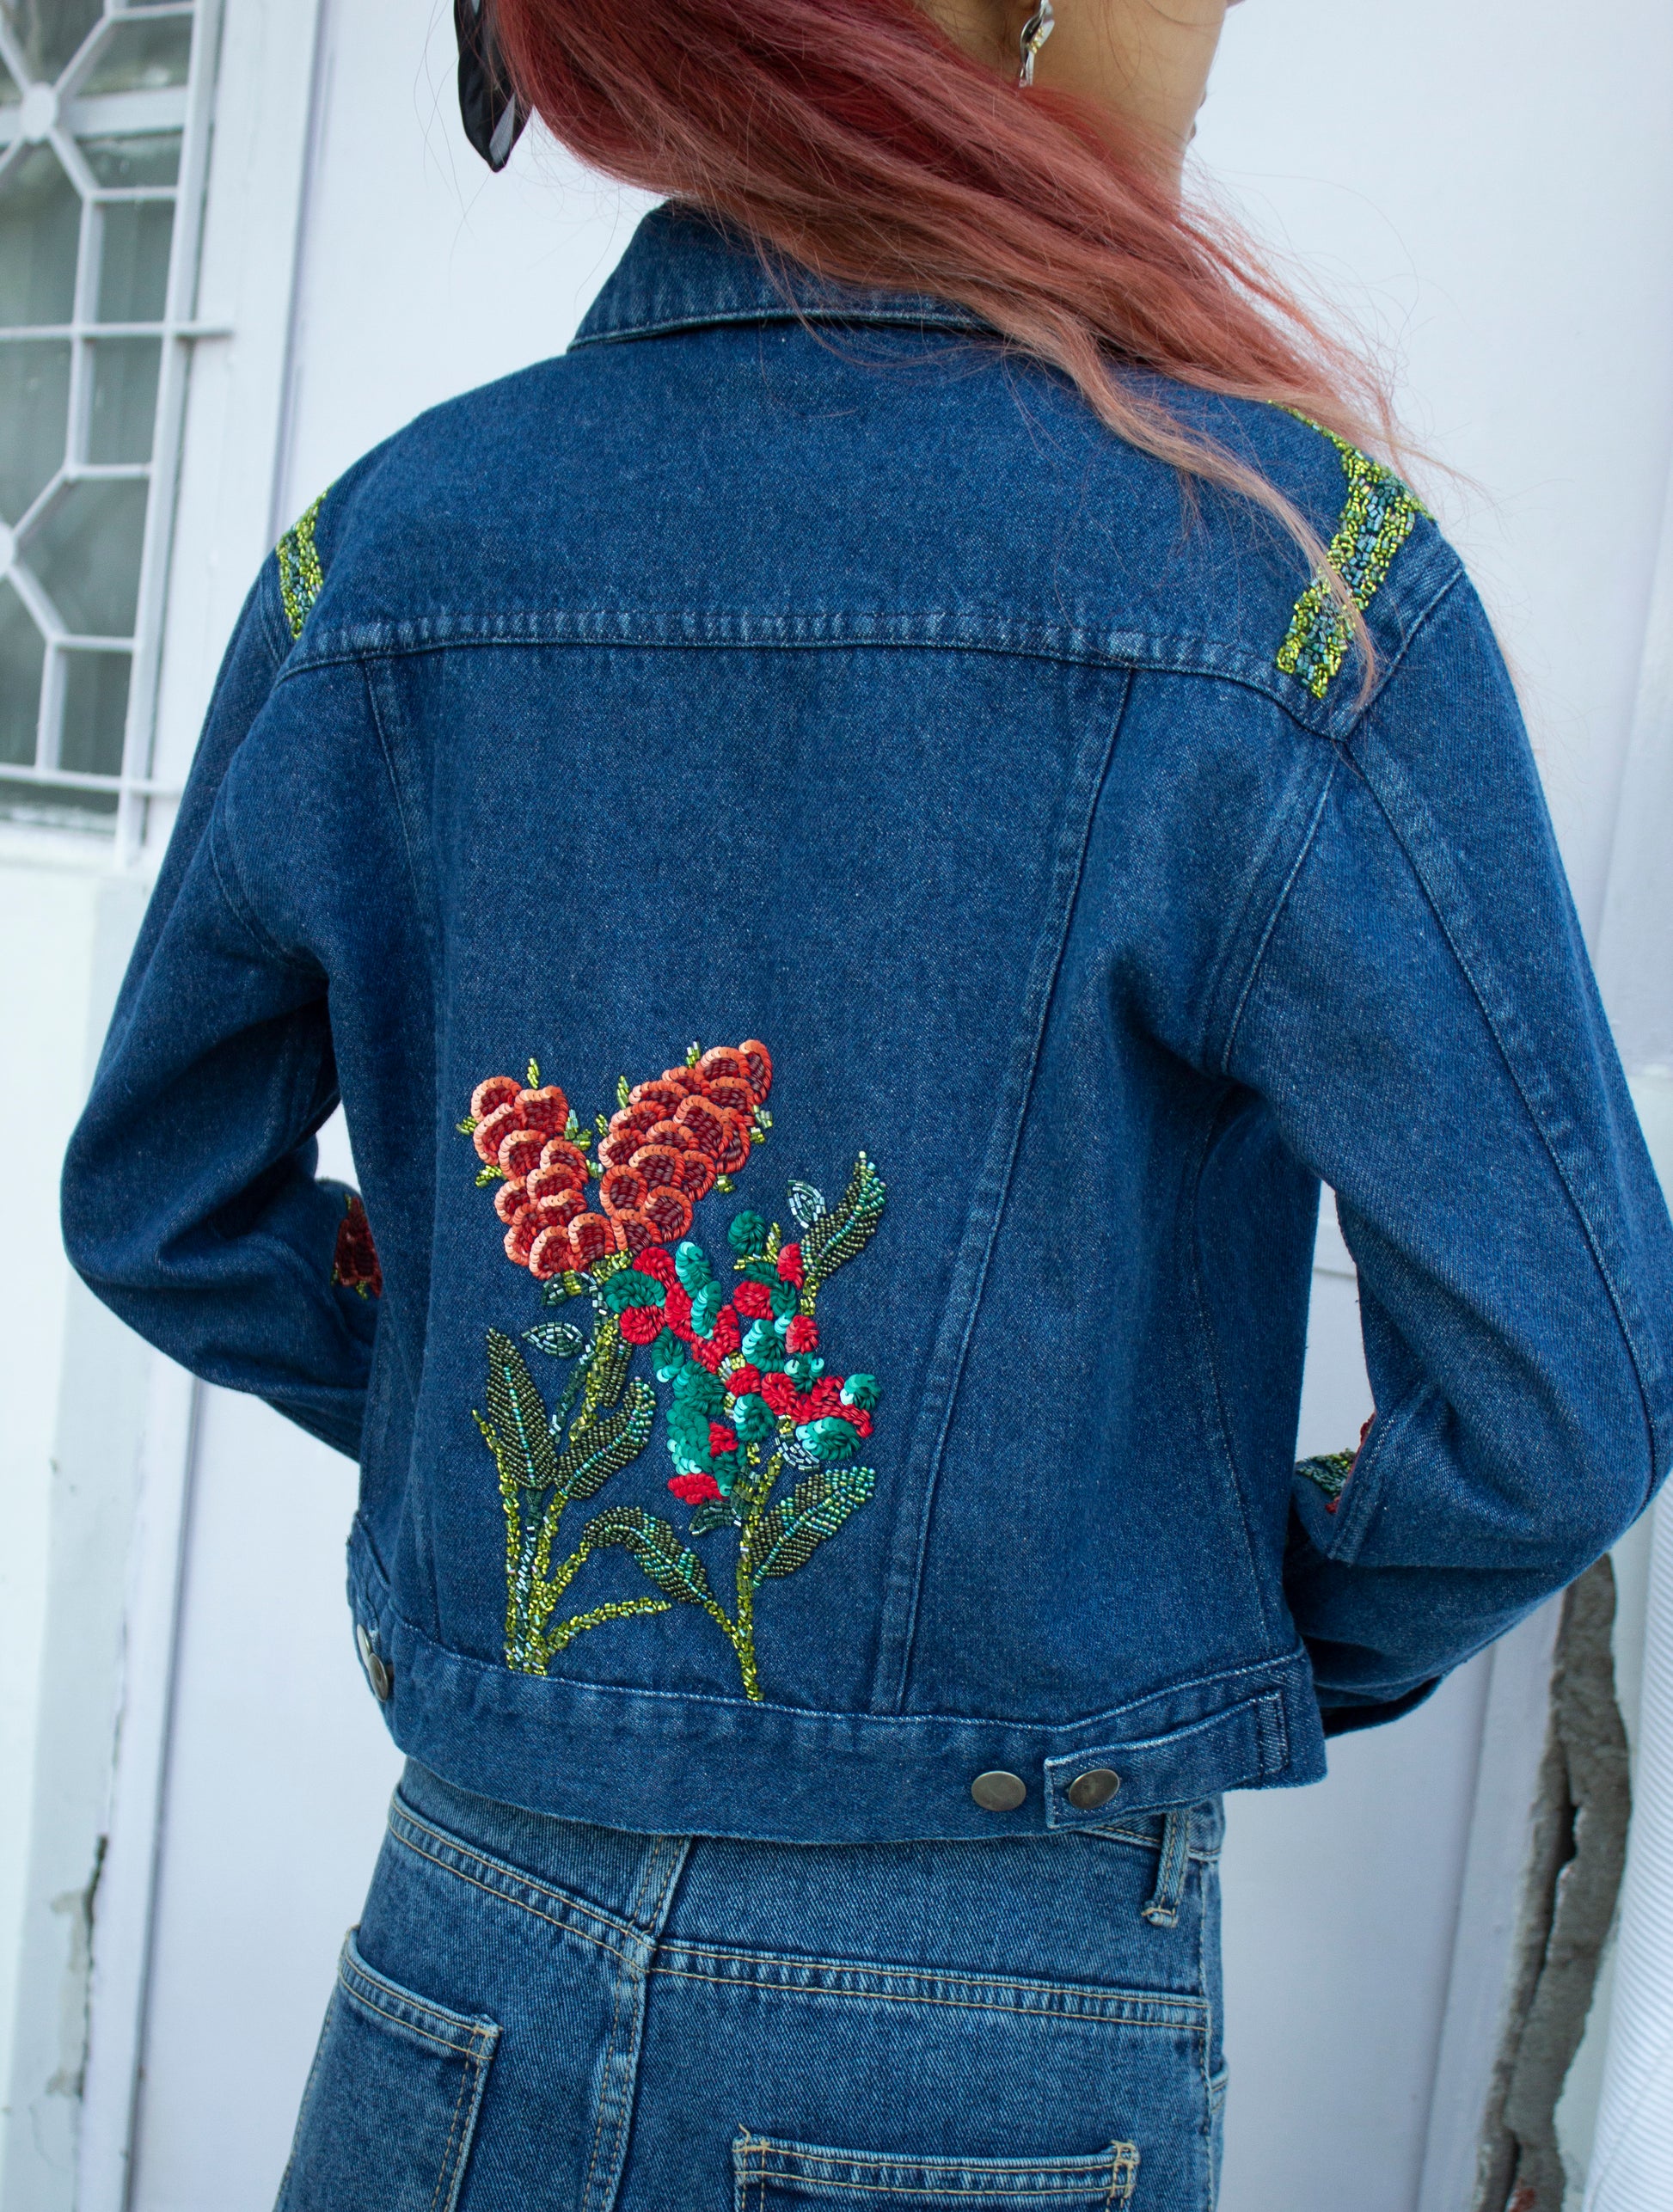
570;201;988;349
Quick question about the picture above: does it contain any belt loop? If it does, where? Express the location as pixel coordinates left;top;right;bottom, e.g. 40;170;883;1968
1143;1809;1190;1927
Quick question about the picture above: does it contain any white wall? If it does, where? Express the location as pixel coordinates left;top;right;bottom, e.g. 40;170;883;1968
1200;0;1673;936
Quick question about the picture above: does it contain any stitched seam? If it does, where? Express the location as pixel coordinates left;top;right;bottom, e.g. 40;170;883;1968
274;628;1355;722
579;1836;669;2212
879;673;1133;1706
580;1931;631;2212
390;1804;639;1946
361;1537;1306;1735
652;1945;1204;2012
737;2150;1129;2178
387;1826;628;1961
651;1965;1204;2026
1089;1825;1218;1865
362;661;437;980
205;802;309;971
336;1969;489;2057
337;1945;496;2050
732;2178;1121;2200
1217;760;1337;1075
1178;1096;1272;1634
596;1840;676;2211
1344;739;1664;1482
428;2056;474;2212
610;1842;688;2198
1315;1357;1432;1566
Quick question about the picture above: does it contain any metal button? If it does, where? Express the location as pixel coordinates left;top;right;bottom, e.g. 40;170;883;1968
1066;1768;1121;1811
971;1769;1027;1813
357;1623;393;1703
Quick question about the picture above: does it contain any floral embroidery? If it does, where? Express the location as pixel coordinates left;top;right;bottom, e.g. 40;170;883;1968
1296;1415;1373;1514
332;1192;383;1298
276;491;326;641
464;1039;886;1700
1276;420;1425;701
1296;1450;1352;1505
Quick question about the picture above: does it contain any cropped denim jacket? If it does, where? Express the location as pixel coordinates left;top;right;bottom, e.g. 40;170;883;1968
63;206;1673;1842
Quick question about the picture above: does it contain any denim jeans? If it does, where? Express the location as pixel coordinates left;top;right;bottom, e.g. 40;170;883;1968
277;1761;1226;2211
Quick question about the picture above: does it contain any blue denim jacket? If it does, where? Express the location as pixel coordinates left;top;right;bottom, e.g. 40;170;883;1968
63;206;1673;1842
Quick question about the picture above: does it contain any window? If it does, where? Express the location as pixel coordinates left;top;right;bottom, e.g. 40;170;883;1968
0;0;213;838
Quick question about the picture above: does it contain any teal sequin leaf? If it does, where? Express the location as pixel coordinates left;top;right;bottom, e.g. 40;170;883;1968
787;1181;826;1229
523;1320;586;1359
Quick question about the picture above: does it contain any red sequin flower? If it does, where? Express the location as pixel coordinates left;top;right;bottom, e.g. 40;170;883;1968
465;1039;773;1279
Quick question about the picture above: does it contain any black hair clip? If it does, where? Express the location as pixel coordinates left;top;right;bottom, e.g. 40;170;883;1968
456;0;529;171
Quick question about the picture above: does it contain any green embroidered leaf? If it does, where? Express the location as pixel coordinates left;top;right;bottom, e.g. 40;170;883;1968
553;1380;655;1502
595;1112;610;1140
688;1500;739;1537
787;1181;824;1229
800;1153;886;1290
541;1271;588;1307
572;1316;629;1436
685;1040;702;1067
482;1329;560;1491
475;1164;503;1187
457;1115;477;1136
751;1465;875;1584
1296;1450;1354;1502
526;1057;541;1087
616;1074;630;1111
524;1320;585;1359
585;1505;717;1609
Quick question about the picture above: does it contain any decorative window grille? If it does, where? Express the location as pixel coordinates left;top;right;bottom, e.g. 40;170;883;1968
0;0;217;843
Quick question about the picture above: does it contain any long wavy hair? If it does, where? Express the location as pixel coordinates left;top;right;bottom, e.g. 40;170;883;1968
495;0;1400;637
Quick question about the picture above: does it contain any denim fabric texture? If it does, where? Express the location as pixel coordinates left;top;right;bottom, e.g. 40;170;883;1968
61;204;1673;1843
276;1761;1226;2212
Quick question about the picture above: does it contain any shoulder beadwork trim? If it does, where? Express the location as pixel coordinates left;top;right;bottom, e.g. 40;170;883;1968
276;491;328;641
1277;420;1426;702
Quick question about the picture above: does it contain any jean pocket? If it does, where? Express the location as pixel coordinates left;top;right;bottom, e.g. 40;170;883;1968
732;2133;1139;2209
275;1932;499;2212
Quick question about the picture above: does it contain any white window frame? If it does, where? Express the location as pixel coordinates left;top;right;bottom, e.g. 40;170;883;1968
0;0;230;861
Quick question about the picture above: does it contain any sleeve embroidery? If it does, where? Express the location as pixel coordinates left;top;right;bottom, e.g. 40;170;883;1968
332;1192;383;1298
1296;1415;1374;1515
461;1039;886;1703
276;490;327;641
1277;420;1425;701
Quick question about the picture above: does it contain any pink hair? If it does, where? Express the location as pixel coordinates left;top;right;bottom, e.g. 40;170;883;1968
496;0;1400;640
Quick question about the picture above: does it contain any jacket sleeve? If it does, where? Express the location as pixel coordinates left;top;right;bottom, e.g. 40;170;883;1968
60;559;378;1458
1221;571;1673;1724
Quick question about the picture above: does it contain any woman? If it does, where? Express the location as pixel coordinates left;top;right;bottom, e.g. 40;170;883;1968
62;2;1673;2207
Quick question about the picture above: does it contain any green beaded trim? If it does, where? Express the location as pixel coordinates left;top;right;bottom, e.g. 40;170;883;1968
1277;420;1425;701
1296;1449;1354;1503
276;491;326;640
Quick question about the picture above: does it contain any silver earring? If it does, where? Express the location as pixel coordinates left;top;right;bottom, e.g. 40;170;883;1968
1018;0;1055;88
